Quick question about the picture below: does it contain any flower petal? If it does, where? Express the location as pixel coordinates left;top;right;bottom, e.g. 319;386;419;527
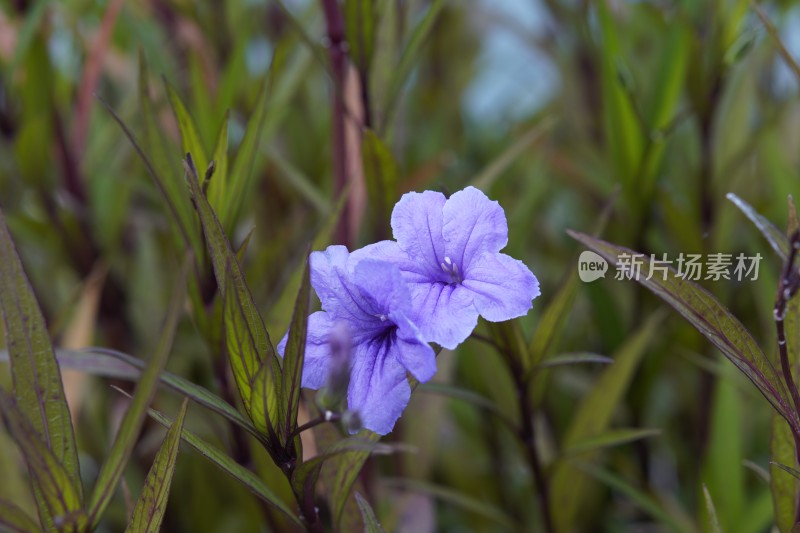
390;190;449;282
353;240;441;285
463;252;540;322
277;311;337;390
407;281;478;350
310;245;377;330
352;259;412;318
443;186;508;270
392;313;437;382
347;339;411;435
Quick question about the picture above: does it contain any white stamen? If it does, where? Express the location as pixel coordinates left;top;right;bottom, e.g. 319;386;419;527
444;256;452;265
441;262;449;273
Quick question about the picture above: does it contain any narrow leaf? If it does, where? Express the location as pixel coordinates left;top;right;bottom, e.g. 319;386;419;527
0;498;42;533
417;382;517;431
87;258;189;527
0;207;82;524
0;347;265;446
184;155;280;439
329;429;380;527
344;0;376;73
165;80;209;180
563;428;661;457
381;478;517;530
772;462;800;483
291;438;403;500
527;273;579;369
567;230;797;430
597;1;643;184
727;192;789;260
355;492;385;533
140;400;302;526
703;484;723;533
470;118;554;190
280;256;311;448
576;462;690;533
207;112;230;213
534;352;613;370
0;392;86;532
551;313;663;532
266;146;329;214
381;0;444;130
220;48;275;230
125;398;189;533
362;129;398;228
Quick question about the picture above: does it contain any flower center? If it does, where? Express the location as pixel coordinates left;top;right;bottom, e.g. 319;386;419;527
440;256;462;284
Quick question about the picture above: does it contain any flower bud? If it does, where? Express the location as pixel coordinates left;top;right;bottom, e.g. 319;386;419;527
315;322;352;412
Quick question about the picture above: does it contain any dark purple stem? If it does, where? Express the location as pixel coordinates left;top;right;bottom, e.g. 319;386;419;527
320;0;352;246
774;230;800;524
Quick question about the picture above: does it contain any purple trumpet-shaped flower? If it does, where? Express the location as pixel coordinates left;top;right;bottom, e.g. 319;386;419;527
278;246;435;435
353;186;540;349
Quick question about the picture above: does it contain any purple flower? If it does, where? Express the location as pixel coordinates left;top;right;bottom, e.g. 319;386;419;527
278;246;435;435
353;186;540;349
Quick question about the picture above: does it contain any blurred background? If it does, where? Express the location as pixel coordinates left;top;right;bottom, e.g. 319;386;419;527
2;0;800;531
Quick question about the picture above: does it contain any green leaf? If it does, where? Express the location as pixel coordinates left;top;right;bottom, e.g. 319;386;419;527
207;112;230;213
291;437;405;501
0;392;87;532
470;118;554;190
381;478;517;530
222;43;314;230
125;398;189;533
381;0;444;131
567;230;797;430
639;24;689;193
551;312;663;532
87;258;189;527
0;208;82;526
184;155;280;439
772;462;800;483
279;257;311;449
328;429;381;527
344;0;376;74
165;80;209;182
533;352;613;370
0;498;42;533
140;401;302;526
362;129;398;228
527;273;579;369
417;382;517;431
702;484;722;533
112;59;205;260
562;428;661;458
266;146;329;214
355;493;385;533
266;193;347;334
775;198;800;533
369;0;398;131
597;1;643;185
9;0;48;73
727;193;789;260
223;268;281;440
0;347;265;446
576;462;690;533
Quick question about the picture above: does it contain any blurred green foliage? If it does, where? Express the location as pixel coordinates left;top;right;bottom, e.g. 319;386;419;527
5;0;800;531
